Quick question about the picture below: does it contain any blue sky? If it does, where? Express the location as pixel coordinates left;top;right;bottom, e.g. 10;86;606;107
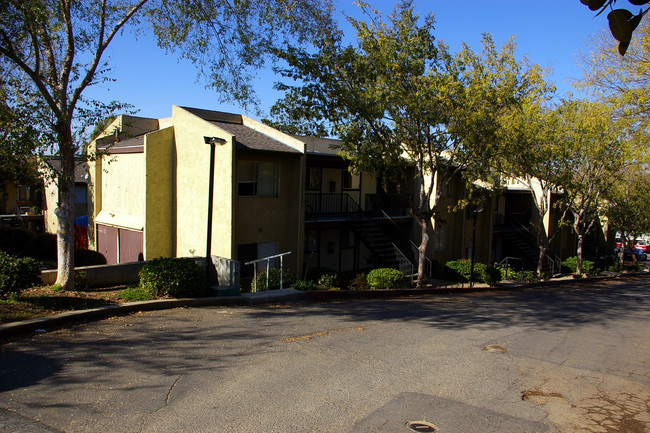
84;1;608;121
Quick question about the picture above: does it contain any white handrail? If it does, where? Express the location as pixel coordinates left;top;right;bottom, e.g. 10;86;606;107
245;251;293;292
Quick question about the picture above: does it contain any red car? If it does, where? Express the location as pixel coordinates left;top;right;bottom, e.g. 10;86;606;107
634;240;648;252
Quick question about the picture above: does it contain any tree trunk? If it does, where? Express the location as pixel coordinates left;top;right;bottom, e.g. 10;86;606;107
417;217;429;288
54;125;76;290
536;211;546;278
576;234;584;276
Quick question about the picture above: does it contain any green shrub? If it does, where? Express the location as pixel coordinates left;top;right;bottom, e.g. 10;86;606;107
290;280;318;291
304;267;337;282
119;286;155;302
498;266;539;282
317;273;339;290
139;257;208;298
252;268;296;291
367;268;406;290
482;265;501;287
74;249;107;267
0;227;35;256
445;259;487;283
347;272;369;291
0;251;41;297
561;256;595;276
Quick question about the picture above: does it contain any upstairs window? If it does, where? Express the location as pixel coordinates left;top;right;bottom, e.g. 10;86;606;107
306;167;322;190
238;161;279;197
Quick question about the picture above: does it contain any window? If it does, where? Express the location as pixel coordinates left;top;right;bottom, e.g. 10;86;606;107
238;161;279;197
306;167;321;190
343;171;360;190
434;226;449;252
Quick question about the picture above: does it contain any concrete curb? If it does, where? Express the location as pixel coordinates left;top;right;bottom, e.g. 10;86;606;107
1;273;644;340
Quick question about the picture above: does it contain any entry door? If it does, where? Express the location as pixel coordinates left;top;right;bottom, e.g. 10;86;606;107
258;241;278;267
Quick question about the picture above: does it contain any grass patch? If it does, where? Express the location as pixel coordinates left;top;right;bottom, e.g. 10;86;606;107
118;286;154;302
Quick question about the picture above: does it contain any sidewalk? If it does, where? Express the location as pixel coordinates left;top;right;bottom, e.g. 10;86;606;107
0;273;636;340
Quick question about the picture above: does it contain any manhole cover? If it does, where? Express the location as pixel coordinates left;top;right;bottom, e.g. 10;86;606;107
406;420;438;432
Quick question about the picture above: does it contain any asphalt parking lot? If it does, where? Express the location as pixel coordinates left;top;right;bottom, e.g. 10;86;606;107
1;275;649;433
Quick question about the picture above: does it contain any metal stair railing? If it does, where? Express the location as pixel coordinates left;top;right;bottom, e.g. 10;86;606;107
392;242;415;283
376;208;433;278
498;256;525;281
245;251;292;292
546;253;562;276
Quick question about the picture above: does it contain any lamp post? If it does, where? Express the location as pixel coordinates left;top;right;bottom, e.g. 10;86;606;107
204;136;227;282
469;206;484;288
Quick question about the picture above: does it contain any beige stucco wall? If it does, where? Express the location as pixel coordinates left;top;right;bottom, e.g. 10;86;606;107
144;127;175;259
172;106;234;259
99;152;145;225
322;168;341;194
359;172;377;211
87;145;101;249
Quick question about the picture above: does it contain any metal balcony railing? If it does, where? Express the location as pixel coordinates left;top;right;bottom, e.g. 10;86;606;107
305;193;363;216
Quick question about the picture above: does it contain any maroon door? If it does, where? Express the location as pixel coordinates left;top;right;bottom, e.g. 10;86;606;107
97;224;118;264
119;228;143;263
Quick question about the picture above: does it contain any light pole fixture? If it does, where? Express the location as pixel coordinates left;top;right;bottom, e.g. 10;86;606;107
469;206;484;288
204;136;227;282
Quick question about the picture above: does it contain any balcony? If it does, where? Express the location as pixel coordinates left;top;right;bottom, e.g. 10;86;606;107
305;193;364;222
305;193;411;224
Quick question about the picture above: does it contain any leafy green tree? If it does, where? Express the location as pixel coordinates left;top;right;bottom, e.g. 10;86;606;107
0;0;333;290
577;20;650;145
269;1;551;286
554;100;633;275
499;101;569;277
0;97;42;189
605;164;650;261
581;0;650;55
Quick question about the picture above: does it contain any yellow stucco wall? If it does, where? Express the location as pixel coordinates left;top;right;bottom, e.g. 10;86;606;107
233;153;304;273
171;106;234;259
144;127;175;259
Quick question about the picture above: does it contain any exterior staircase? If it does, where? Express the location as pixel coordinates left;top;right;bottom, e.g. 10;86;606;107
502;229;540;270
351;221;414;278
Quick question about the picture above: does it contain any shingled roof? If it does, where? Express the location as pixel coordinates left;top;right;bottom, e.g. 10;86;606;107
296;135;341;156
182;106;301;154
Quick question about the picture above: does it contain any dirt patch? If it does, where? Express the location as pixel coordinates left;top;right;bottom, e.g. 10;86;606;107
0;286;126;324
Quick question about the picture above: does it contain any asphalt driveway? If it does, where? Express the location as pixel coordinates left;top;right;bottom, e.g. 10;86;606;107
1;276;649;432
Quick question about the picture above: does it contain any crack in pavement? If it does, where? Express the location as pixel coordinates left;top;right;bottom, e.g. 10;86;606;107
282;326;365;342
138;373;185;433
0;406;66;432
